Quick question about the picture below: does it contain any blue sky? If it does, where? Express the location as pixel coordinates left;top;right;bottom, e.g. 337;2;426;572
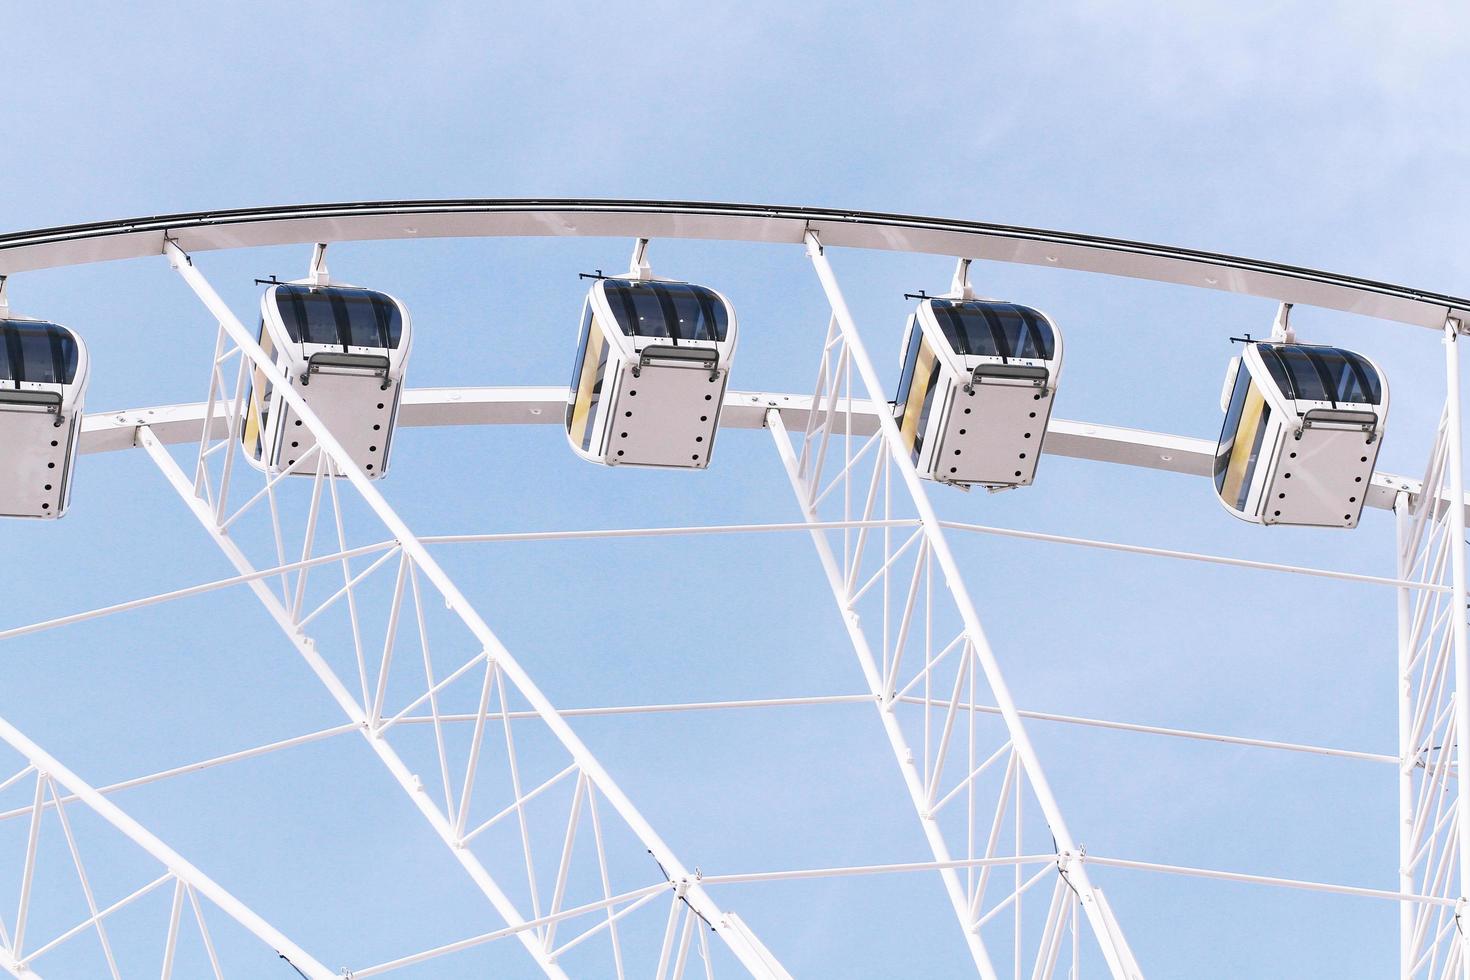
0;2;1467;976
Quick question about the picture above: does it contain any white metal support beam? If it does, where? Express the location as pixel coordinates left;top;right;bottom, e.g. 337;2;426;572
0;715;333;979
1443;320;1470;979
768;408;995;975
1394;324;1470;979
775;230;1142;977
0;199;1466;328
155;241;785;978
74;387;1453;522
1397;490;1417;978
0;198;1456;973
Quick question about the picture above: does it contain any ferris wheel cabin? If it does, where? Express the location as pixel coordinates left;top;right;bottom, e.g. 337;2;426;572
1214;341;1387;527
566;272;737;469
0;315;89;518
894;296;1062;488
242;263;412;479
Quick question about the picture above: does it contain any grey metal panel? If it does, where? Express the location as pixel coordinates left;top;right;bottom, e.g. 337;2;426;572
1;200;1464;328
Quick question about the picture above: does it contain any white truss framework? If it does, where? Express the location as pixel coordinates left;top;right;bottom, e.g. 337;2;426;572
1396;321;1470;979
133;240;790;979
0;199;1463;975
764;231;1143;978
0;715;332;979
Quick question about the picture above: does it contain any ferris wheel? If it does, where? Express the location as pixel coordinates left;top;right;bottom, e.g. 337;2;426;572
0;199;1462;978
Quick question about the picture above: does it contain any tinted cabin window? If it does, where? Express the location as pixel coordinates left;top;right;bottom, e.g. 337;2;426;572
602;280;729;342
567;303;610;453
1215;364;1251;495
1215;365;1271;511
898;333;941;464
275;285;405;349
567;303;594;432
243;320;277;461
0;320;79;384
929;301;1054;360
1257;344;1381;405
894;319;924;411
1315;348;1381;404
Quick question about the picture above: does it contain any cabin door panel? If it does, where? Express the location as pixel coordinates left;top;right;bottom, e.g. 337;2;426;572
937;383;1052;486
276;375;399;477
1263;427;1376;527
605;364;724;468
0;411;72;517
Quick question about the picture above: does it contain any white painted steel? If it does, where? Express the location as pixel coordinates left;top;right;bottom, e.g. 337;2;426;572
1393;390;1467;976
1442;321;1470;978
698;855;1056;886
1396;491;1416;977
143;424;563;976
0;715;333;979
0;200;1465;328
159;242;785;978
768;409;998;977
72;387;1449;521
801;230;1141;978
1083;856;1460;909
0;692;1394;836
0;198;1459;974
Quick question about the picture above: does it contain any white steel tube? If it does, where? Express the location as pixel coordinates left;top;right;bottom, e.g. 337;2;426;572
1443;319;1470;979
350;885;670;978
939;520;1449;593
422;518;918;546
698;854;1055;886
0;947;40;979
1084;855;1458;907
0;684;1373;826
804;231;1140;979
0;724;358;825
162;243;781;978
140;424;563;977
1396;491;1416;977
768;411;998;979
0;542;393;642
0;715;333;979
4;199;1469;331
892;697;1396;765
79;387;1458;523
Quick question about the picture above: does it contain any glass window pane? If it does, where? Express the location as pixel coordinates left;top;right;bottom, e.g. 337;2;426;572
1277;347;1330;402
1258;344;1382;405
1316;348;1381;404
566;303;594;432
1214;363;1251;493
275;285;405;349
894;319;924;411
603;280;729;342
1239;402;1272;510
929;301;1054;360
276;286;335;345
0;321;77;384
1258;346;1293;398
1215;369;1271;511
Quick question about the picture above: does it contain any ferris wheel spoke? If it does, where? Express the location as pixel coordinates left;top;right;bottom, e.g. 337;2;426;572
0;720;333;978
1396;327;1470;980
760;231;1153;980
136;242;791;979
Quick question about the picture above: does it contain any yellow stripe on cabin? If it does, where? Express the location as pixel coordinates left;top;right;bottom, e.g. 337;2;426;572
241;322;275;460
900;341;937;453
1222;381;1266;508
569;325;605;450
